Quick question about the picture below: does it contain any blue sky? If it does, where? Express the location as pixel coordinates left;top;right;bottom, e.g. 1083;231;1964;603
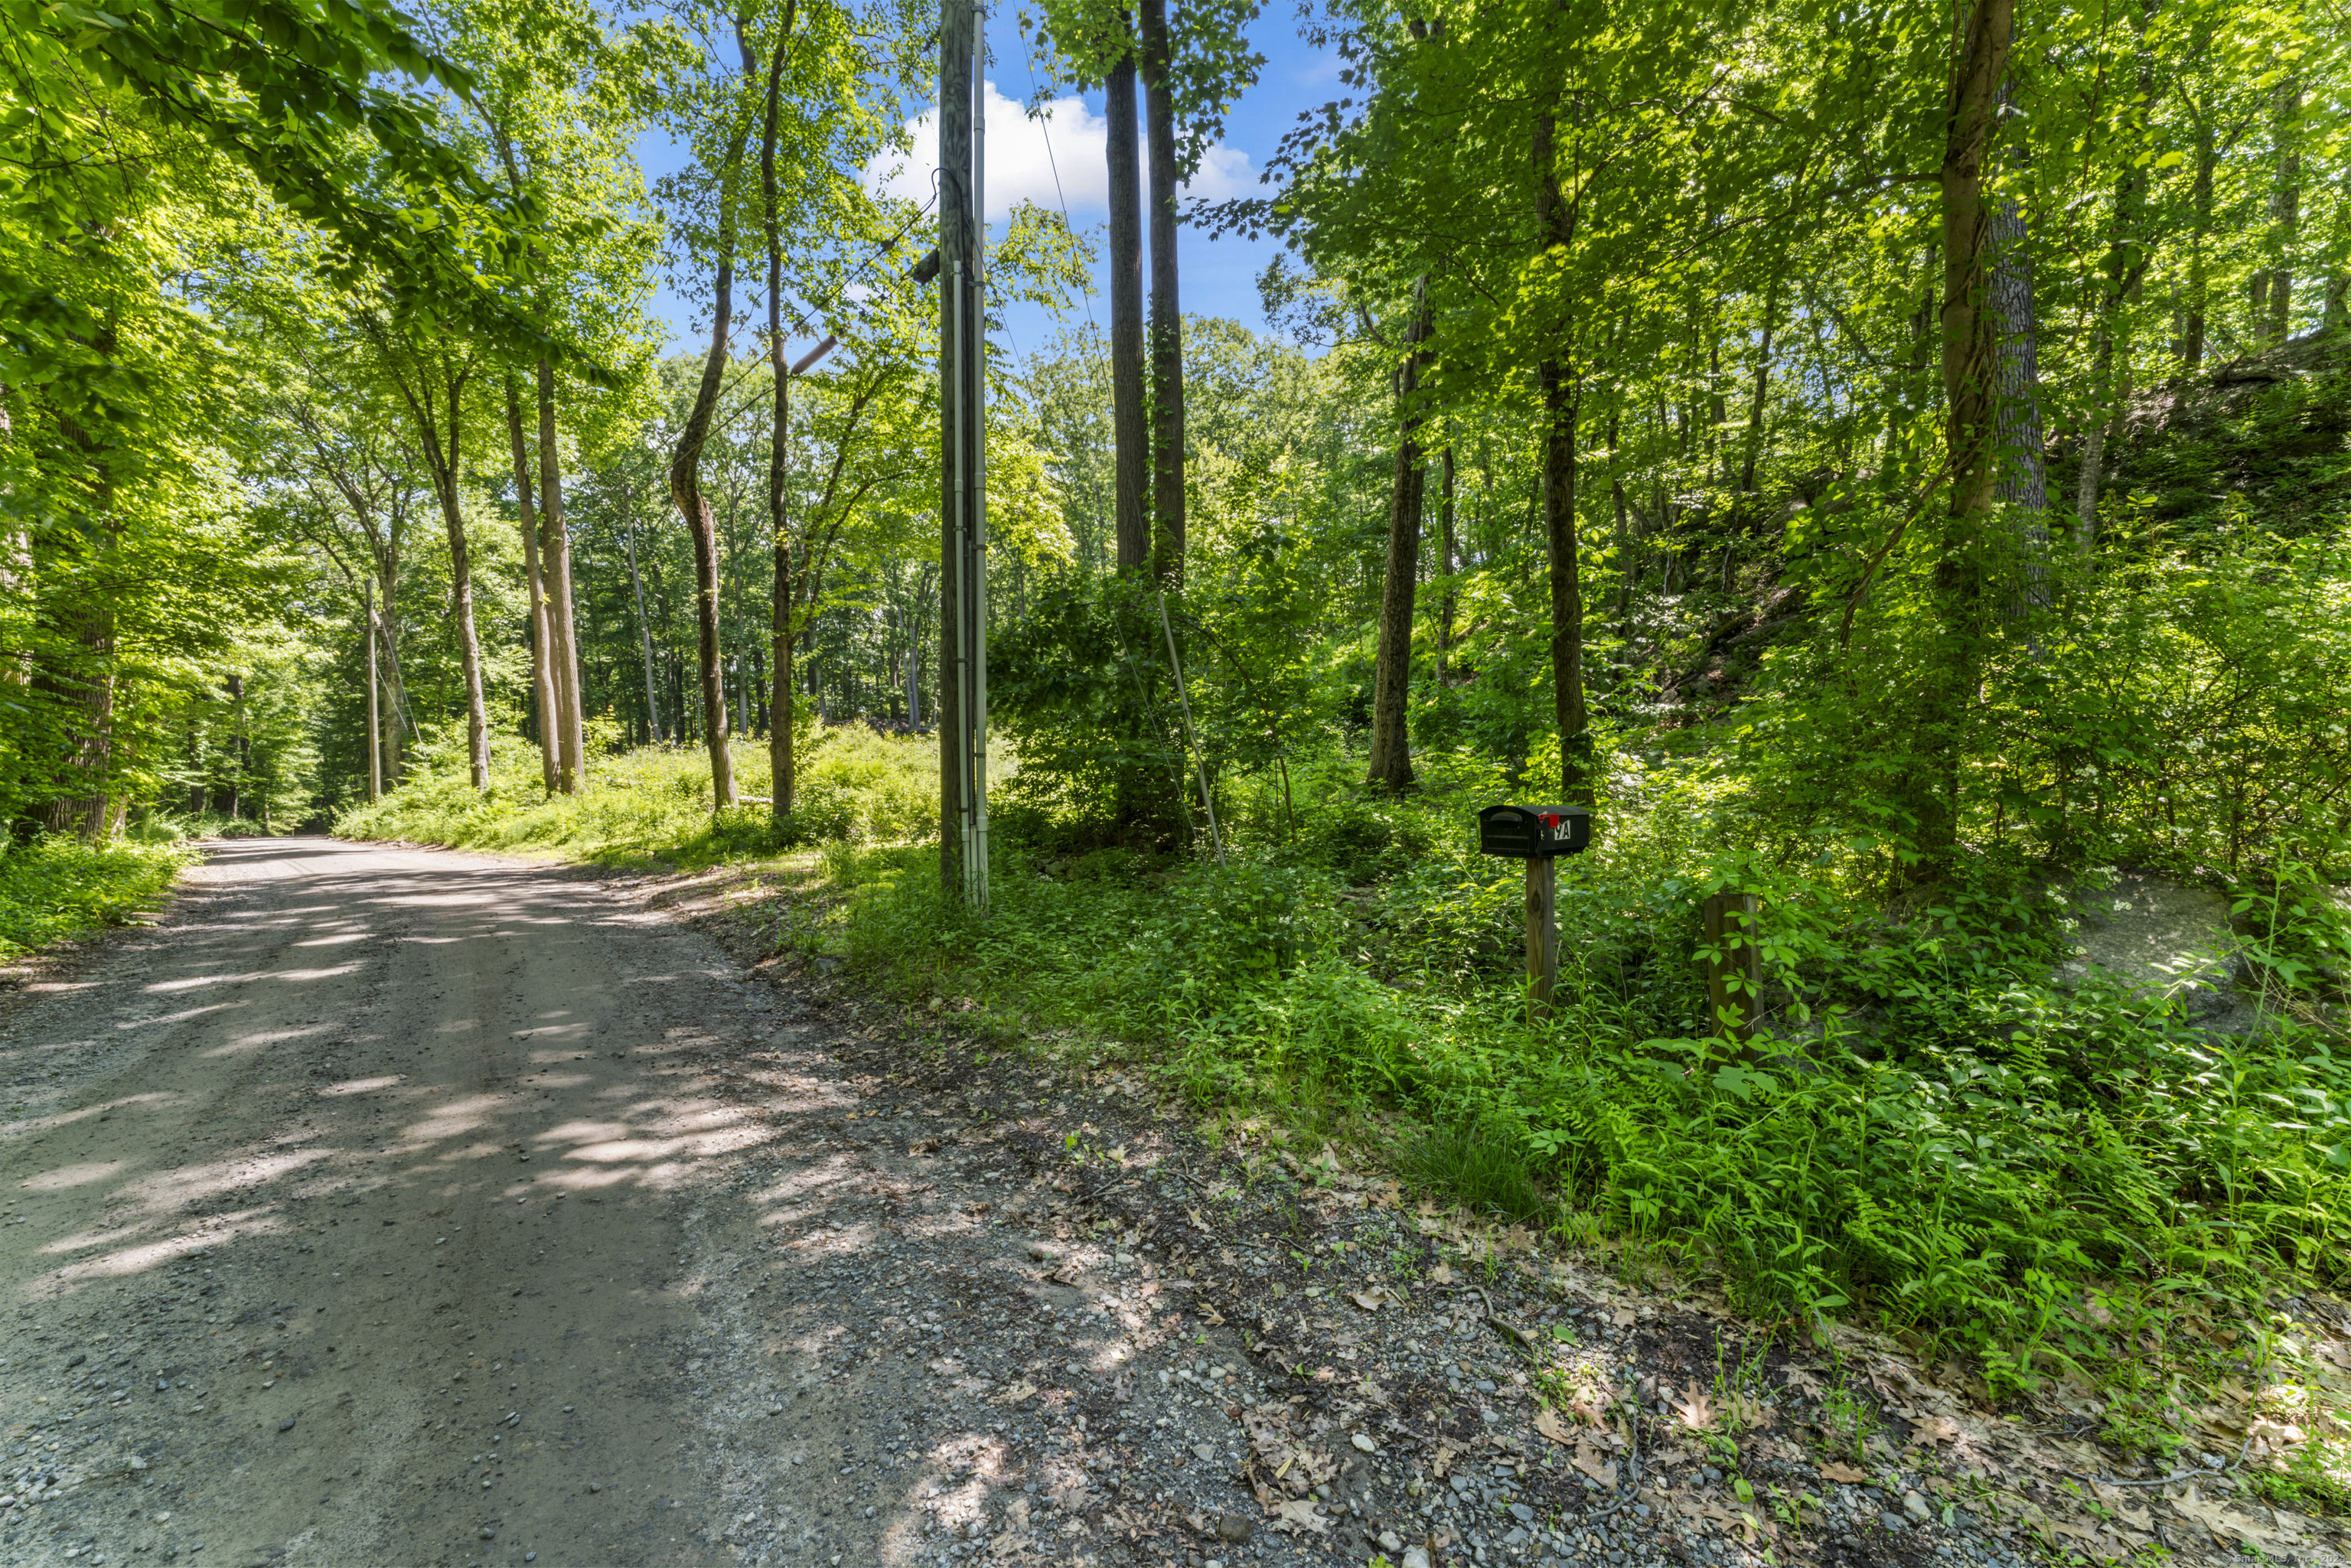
632;8;1337;360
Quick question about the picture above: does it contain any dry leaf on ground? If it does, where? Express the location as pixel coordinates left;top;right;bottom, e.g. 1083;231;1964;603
1267;1499;1330;1534
1671;1389;1716;1431
2173;1485;2298;1550
1534;1407;1574;1446
1819;1461;1870;1484
1571;1440;1619;1488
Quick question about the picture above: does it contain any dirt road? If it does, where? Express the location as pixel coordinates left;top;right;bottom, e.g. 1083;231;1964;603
5;839;2339;1568
0;839;1277;1568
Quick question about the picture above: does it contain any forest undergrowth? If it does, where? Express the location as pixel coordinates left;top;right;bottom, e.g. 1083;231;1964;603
340;720;2351;1488
0;837;191;960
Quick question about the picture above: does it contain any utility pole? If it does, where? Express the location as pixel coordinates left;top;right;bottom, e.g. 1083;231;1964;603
936;0;989;910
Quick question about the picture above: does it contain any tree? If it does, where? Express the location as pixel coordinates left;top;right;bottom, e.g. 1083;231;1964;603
1365;277;1433;789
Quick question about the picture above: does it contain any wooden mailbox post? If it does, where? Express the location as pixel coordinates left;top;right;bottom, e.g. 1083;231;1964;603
1477;804;1592;1020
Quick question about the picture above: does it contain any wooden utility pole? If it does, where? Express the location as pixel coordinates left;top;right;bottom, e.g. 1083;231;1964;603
364;579;382;804
936;0;989;909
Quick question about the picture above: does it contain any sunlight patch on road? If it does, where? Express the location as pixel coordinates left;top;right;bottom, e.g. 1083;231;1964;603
121;1002;249;1031
33;1207;287;1294
204;1025;328;1058
317;1074;405;1097
397;1092;503;1143
21;1159;134;1191
148;963;364;992
108;1149;332;1216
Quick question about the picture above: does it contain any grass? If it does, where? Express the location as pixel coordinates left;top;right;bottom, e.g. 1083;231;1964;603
337;729;2351;1488
334;722;936;865
0;835;192;959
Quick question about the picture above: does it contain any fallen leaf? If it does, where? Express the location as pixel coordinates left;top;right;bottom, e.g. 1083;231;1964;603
1611;1306;1636;1327
1351;1285;1402;1312
1430;1263;1455;1285
1199;1303;1227;1325
1570;1440;1619;1488
1916;1415;1964;1444
1267;1499;1330;1534
1819;1462;1870;1484
1779;1364;1823;1397
1674;1495;1777;1544
1534;1407;1574;1446
1671;1389;1715;1432
2173;1485;2298;1550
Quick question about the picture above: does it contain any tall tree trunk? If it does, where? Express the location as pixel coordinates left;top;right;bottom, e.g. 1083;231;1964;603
1105;51;1149;576
399;363;490;790
1987;193;2051;616
1367;278;1433;790
1436;445;1456;688
1540;360;1589;806
1534;109;1592;807
2076;21;2154;552
536;363;585;792
1137;0;1185;587
225;672;246;820
34;601;116;838
33;403;119;837
621;504;662;742
1737;277;1782;495
364;579;382;804
1611;406;1634;630
759;2;801;821
1912;0;2018;869
441;476;490;790
668;33;759;810
2263;77;2301;346
505;377;561;794
2182;109;2216;369
372;561;407;785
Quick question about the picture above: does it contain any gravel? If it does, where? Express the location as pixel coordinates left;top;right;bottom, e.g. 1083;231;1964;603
1;837;2343;1568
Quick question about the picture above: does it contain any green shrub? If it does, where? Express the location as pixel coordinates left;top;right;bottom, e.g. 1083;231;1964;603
334;723;937;864
0;836;191;958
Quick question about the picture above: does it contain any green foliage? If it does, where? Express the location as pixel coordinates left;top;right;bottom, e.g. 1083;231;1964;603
335;723;935;862
0;837;191;960
763;736;2351;1379
1404;1120;1545;1226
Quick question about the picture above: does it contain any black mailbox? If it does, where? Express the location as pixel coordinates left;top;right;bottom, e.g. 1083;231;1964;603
1478;804;1591;859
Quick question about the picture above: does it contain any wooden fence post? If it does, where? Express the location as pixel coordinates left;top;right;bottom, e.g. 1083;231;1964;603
1703;892;1761;1052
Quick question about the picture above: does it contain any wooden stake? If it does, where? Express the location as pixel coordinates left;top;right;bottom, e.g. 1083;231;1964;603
1525;856;1558;1020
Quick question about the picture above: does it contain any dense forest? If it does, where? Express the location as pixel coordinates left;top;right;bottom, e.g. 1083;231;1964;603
8;0;2351;1459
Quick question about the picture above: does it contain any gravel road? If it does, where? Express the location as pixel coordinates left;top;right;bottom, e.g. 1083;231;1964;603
2;838;2343;1568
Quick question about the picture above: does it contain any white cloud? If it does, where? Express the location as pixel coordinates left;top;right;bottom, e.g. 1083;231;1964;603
869;81;1255;223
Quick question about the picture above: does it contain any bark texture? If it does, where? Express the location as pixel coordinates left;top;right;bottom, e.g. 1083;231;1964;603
536;362;585;791
505;377;561;794
1105;53;1149;577
1137;0;1185;588
1366;279;1433;791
